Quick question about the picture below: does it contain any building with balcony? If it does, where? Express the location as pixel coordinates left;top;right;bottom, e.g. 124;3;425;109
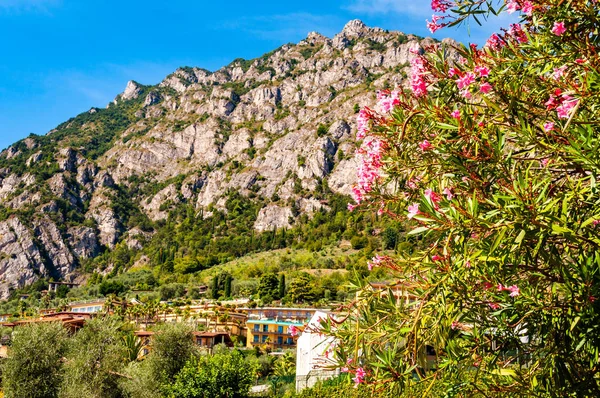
68;299;105;314
246;319;302;350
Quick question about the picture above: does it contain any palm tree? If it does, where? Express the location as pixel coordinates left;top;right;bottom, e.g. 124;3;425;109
123;333;143;362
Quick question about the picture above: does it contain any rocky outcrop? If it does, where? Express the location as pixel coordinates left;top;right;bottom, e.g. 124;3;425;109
0;20;449;290
254;205;293;232
67;226;100;259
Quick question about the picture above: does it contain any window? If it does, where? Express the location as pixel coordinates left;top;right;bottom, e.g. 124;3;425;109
262;325;268;332
253;325;259;332
277;326;284;334
286;338;293;345
277;336;283;345
253;335;259;343
261;335;268;343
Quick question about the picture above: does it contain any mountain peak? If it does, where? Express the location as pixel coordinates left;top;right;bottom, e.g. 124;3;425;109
341;19;368;37
122;80;142;101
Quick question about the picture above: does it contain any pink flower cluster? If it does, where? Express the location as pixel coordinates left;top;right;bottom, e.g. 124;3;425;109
508;23;528;43
353;367;366;387
367;254;385;271
407;203;420;219
431;0;453;13
546;90;578;119
410;51;428;98
498;284;520;297
551;21;566;36
351;137;385;207
452;65;492;99
506;0;533;16
289;325;299;337
376;90;400;113
485;33;505;50
356;107;373;140
425;188;441;209
427;14;446;34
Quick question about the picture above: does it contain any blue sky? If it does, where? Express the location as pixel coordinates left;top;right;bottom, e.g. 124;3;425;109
0;0;513;150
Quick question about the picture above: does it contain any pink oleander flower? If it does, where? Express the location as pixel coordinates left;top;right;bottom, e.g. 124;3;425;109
485;33;504;50
551;21;566;36
443;187;454;200
545;95;557;110
448;67;459;77
508;23;528;43
480;82;492;94
465;260;472;268
522;1;533;15
456;72;476;89
593;220;600;226
475;65;490;78
460;89;472;99
541;158;550;168
556;95;578;119
544;122;554;132
497;283;505;292
407;179;418;189
367;255;384;271
347;203;356;212
431;0;452;12
553;65;567;80
431;254;443;261
424;188;441;208
419;140;432;151
407;203;420;219
451;321;460;330
377;91;400;113
451;109;460;119
427;14;445;33
489;303;501;310
356;108;371;140
506;0;519;14
410;53;428;97
575;58;585;64
507;285;520;297
353;367;366;387
289;325;298;337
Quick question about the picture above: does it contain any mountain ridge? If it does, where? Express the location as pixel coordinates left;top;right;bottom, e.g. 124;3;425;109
0;20;455;298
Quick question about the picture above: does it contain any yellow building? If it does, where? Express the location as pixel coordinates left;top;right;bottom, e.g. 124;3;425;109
246;319;301;350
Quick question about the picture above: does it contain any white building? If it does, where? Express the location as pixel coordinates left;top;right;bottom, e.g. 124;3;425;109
295;311;339;392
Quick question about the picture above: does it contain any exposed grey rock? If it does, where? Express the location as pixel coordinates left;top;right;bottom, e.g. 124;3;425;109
254;205;293;232
67;226;100;259
0;217;47;299
34;218;76;276
87;189;121;248
26;151;43;167
121;80;142;101
144;91;161;107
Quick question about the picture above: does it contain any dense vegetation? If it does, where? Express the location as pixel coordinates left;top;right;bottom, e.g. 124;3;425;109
1;321;294;398
323;0;600;396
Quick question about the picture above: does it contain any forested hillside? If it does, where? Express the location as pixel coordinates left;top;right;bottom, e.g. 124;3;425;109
0;20;446;300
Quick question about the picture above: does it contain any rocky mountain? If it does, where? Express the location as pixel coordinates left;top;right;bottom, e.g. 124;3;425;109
0;20;451;298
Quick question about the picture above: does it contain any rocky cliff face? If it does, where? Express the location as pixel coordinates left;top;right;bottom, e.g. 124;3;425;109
0;20;455;298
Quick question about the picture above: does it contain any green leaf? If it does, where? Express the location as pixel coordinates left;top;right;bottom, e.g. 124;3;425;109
408;227;429;236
